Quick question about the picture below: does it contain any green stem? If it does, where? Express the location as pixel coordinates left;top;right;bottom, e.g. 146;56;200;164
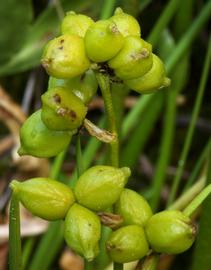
165;1;211;72
113;262;123;270
9;193;22;270
169;174;206;211
76;134;84;177
22;238;35;270
183;183;211;217
148;0;180;45
167;35;211;206
183;138;211;191
49;150;67;179
96;73;121;270
96;72;119;167
100;0;116;20
135;254;159;270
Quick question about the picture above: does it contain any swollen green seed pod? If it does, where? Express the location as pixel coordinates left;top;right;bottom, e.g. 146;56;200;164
108;36;153;80
84;20;124;62
48;70;98;105
41;34;90;79
114;188;153;227
145;210;196;254
18;110;73;158
41;86;87;131
110;7;141;37
106;225;149;263
125;54;171;94
61;11;94;37
10;178;75;221
75;165;131;211
64;204;101;261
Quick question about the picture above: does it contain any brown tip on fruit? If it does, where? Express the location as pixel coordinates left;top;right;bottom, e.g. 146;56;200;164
17;147;26;156
191;223;197;237
121;167;131;178
163;77;171;87
41;58;52;69
114;7;123;15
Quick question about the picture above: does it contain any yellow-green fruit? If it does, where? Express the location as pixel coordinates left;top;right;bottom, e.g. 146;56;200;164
125;54;171;94
145;210;196;254
10;178;75;221
106;225;149;263
108;36;153;80
114;188;153;227
48;70;98;104
110;7;141;37
75;165;131;211
18;110;72;158
61;11;94;37
41;34;90;79
64;204;101;261
84;20;124;62
41;87;87;131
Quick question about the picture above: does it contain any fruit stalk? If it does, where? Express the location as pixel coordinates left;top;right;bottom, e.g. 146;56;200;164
96;72;119;167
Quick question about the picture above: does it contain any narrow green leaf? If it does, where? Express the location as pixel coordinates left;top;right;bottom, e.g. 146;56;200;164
191;151;211;270
9;193;22;270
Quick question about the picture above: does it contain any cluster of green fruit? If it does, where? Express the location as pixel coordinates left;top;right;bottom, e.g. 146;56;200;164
10;165;196;263
18;8;170;159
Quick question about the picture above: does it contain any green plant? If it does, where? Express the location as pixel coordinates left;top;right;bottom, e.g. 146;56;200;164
6;2;211;270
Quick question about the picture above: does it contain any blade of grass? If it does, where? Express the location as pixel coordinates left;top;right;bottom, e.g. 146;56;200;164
121;92;163;168
167;35;211;206
100;0;116;20
183;138;211;191
121;95;153;139
165;1;211;72
191;150;211;270
147;0;180;45
22;238;35;270
150;0;193;211
9;193;22;270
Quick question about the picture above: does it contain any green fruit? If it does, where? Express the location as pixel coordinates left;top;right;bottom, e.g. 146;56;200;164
106;225;149;263
64;203;101;261
114;188;153;227
110;7;141;37
41;34;90;79
10;178;75;221
145;210;196;254
108;36;153;80
41;86;87;131
18;110;72;158
75;165;131;211
48;69;98;104
84;20;124;62
125;54;171;94
61;11;94;37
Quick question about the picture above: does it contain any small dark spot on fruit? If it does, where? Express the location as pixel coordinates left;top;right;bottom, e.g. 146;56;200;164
53;94;61;103
58;46;63;50
60;39;64;43
80;73;86;82
69;110;77;119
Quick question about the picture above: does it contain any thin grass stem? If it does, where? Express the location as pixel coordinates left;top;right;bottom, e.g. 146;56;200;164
167;35;211;206
9;193;22;270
